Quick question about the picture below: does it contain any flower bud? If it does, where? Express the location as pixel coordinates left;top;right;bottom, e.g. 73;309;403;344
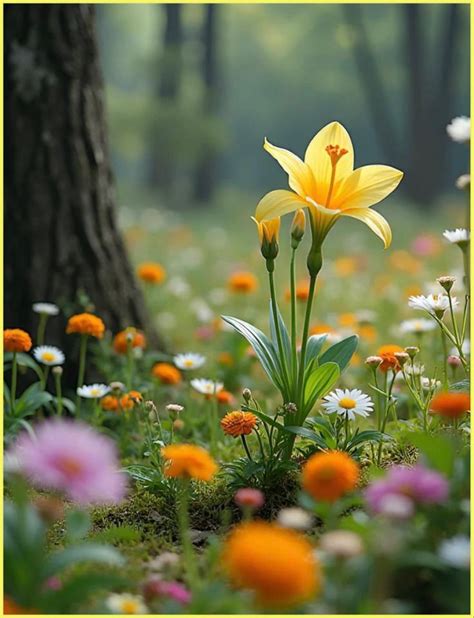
252;217;280;261
455;174;470;191
394;352;409;367
173;418;185;431
110;381;125;393
166;403;184;415
447;354;462;367
283;402;298;415
234;488;265;510
365;355;382;369
242;388;252;403
405;346;419;359
291;209;306;247
277;507;313;531
52;366;63;376
437;276;456;293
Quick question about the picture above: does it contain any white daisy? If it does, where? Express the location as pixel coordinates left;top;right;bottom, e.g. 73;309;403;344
446;116;470;143
400;318;436;334
190;378;223;396
404;363;425;377
408;294;456;316
438;535;470;569
174;352;206;370
33;345;65;366
77;383;110;399
420;377;441;391
322;388;373;421
443;228;470;246
32;302;59;316
106;593;148;614
455;174;470;190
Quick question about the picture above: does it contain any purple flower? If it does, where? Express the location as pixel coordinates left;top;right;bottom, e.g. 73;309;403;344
365;464;449;514
8;419;127;505
144;578;191;605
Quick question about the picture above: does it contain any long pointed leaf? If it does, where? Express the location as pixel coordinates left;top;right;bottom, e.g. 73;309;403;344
319;335;359;372
269;301;292;377
304;362;340;414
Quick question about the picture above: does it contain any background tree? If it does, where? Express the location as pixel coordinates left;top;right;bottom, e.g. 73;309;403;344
4;4;161;384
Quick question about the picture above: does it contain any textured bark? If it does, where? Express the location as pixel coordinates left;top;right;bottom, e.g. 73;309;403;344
193;4;219;203
4;5;162;382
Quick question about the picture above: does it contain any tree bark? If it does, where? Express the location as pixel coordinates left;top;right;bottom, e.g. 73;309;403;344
4;5;162;384
193;4;219;203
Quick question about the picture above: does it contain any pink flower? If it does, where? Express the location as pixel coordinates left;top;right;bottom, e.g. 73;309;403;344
143;578;191;605
234;488;265;510
411;234;440;257
8;419;127;505
365;464;449;515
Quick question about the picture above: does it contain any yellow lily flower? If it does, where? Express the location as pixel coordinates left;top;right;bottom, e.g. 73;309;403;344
255;121;403;248
251;216;280;260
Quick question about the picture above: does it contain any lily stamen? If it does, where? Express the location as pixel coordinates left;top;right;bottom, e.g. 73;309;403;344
325;144;348;208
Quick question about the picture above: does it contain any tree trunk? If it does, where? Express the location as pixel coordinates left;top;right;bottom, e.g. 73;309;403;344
148;4;183;193
4;5;162;385
193;4;219;204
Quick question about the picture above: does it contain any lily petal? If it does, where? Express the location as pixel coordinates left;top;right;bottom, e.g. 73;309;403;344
264;138;314;197
255;190;307;222
337;165;404;210
304;121;354;189
342;207;392;248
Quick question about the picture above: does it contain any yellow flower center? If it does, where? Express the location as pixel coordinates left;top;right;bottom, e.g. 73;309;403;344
42;352;55;362
183;359;194;367
121;601;139;614
339;397;356;410
90;388;101;397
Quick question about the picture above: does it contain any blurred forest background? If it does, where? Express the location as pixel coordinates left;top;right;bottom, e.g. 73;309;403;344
97;3;470;211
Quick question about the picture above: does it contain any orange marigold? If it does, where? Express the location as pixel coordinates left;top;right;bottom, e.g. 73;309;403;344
137;262;166;284
302;450;359;502
310;323;335;336
4;597;37;615
162;444;217;481
216;389;234;405
228;271;258;294
113;327;146;354
429;392;470;419
221;411;257;437
66;313;105;339
4;329;32;353
377;344;404;372
222;521;320;608
101;395;119;412
152;362;182;385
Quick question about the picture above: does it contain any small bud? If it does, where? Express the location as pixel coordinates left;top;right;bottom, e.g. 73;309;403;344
242;388;252;403
166;403;184;415
52;366;63;376
291;209;306;247
365;355;382;369
173;418;184;431
405;346;419;359
145;400;158;414
283;402;298;415
110;381;125;393
319;530;364;559
252;217;280;261
437;276;456;293
447;354;462;367
394;351;409;367
277;507;313;531
455;174;470;191
234;488;265;510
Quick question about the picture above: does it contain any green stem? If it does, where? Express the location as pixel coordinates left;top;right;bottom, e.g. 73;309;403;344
55;371;63;417
462;246;470;293
41;365;50;391
296;275;318;417
11;351;18;415
209;397;218;456
268;270;290;395
377;372;395;466
290;247;298;388
440;330;449;390
126;341;134;390
37;314;48;346
75;334;88;416
241;434;253;461
178;479;198;590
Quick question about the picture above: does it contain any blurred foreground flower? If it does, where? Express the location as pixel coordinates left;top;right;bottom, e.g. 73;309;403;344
429;392;470;420
222;521;320;608
8;419;127;504
162;444;217;481
302;450;359;502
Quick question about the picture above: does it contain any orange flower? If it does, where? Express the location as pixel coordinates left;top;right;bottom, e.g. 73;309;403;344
216;389;234;405
429;392;470;419
113;327;146;354
377;344;404;372
4;597;37;615
152;363;182;385
101;395;119;412
137;262;166;284
221;411;257;437
120;391;143;411
338;313;357;328
302;450;359;502
389;250;421;274
222;521;320;608
228;272;258;294
310;323;335;336
66;313;105;339
285;281;311;302
358;324;377;342
218;351;234;366
334;256;359;277
4;329;32;353
162;444;217;481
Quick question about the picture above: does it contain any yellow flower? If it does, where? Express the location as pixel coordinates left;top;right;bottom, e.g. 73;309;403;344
251;216;280;260
255;121;403;248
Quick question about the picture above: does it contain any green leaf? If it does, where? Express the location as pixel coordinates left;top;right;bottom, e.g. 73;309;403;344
44;543;124;577
4;352;43;379
250;407;286;431
318;335;359;372
269;301;292;376
304;334;328;366
347;430;392;450
66;510;91;543
282;425;327;449
450;379;470;392
407;431;457;476
304;362;340;413
89;525;140;544
222;315;283;391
